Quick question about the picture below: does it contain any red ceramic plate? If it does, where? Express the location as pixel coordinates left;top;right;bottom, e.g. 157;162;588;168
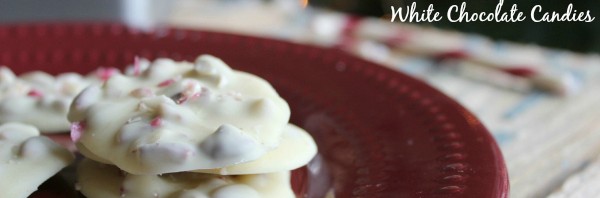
0;23;508;198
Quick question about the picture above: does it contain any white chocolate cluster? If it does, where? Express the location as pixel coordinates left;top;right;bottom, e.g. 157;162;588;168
0;122;74;197
70;55;316;198
0;66;119;133
78;159;294;198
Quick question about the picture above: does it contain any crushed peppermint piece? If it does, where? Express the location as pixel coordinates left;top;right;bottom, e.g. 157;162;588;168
133;56;142;76
96;67;119;81
26;89;43;98
157;79;175;87
71;121;86;142
150;117;163;128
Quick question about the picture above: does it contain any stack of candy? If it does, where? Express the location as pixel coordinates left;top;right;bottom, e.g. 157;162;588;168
68;55;317;198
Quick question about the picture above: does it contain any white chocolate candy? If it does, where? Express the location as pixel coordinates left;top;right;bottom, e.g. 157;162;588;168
196;124;317;175
76;123;317;175
69;55;298;174
0;66;119;133
0;122;74;197
77;159;295;198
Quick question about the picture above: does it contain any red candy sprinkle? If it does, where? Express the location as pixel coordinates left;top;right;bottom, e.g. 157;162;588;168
70;121;86;142
150;117;162;127
96;67;119;81
133;56;141;76
502;67;537;77
176;93;201;104
27;89;43;98
157;79;175;87
434;50;469;61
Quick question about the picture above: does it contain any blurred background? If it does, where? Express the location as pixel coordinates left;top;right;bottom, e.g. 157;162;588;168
1;0;598;52
0;0;599;197
313;0;600;53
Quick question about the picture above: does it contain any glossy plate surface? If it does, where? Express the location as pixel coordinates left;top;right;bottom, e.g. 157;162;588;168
0;23;508;198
